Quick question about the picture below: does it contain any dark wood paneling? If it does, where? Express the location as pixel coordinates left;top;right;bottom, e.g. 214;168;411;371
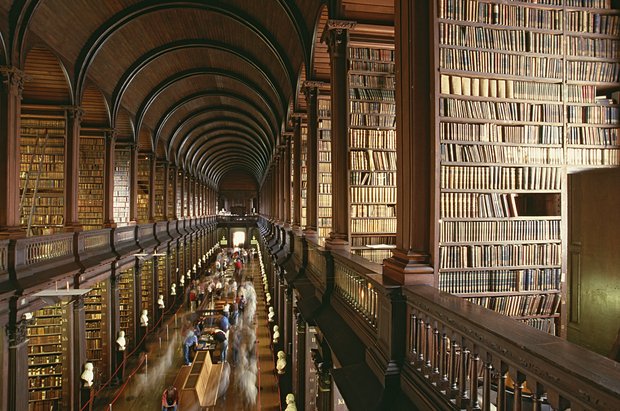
22;47;71;104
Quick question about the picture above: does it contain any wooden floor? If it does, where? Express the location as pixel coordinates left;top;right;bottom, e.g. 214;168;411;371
92;258;281;411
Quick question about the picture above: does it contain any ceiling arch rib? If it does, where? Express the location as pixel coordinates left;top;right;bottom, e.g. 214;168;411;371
187;132;269;174
179;121;272;163
74;1;296;103
135;68;280;145
111;40;286;126
202;151;264;185
155;91;278;148
172;109;272;167
192;139;266;172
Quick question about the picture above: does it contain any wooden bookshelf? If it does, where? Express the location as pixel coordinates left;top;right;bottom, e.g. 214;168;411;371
433;0;620;335
154;162;165;220
78;135;105;230
137;153;150;223
176;170;183;218
19;114;66;236
167;166;175;219
84;280;109;380
178;243;185;279
348;40;397;263
117;267;135;350
318;94;333;245
113;147;131;226
140;259;153;324
27;303;69;410
156;255;167;302
301;122;308;228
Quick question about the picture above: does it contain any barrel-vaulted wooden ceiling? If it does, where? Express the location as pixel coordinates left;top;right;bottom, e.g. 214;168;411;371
0;0;393;189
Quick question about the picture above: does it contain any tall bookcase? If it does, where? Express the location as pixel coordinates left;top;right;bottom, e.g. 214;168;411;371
84;280;109;380
156;255;167;303
117;267;135;350
27;304;69;411
318;94;333;245
347;39;397;263
137;153;150;223
154;161;165;220
290;136;295;224
167;166;175;219
78;134;105;230
140;259;154;326
19;112;66;236
113;147;131;226
301;122;308;228
176;170;183;218
433;0;620;335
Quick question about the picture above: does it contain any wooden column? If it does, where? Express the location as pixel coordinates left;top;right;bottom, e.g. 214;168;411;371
292;116;302;231
324;21;355;251
103;130;117;227
64;106;84;231
149;153;156;223
294;316;307;410
275;155;282;223
163;161;170;220
171;165;178;220
283;137;292;228
72;297;86;411
129;143;138;224
303;82;322;236
0;67;25;237
7;300;29;411
383;0;434;285
180;169;186;219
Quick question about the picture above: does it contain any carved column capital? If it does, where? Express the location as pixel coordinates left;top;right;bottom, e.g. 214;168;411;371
0;66;28;98
64;105;84;122
6;319;29;346
324;20;356;57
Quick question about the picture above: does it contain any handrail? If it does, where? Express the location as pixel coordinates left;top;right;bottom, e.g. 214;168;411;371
402;284;620;411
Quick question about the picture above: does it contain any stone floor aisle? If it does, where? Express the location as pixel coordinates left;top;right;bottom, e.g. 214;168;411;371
91;256;281;411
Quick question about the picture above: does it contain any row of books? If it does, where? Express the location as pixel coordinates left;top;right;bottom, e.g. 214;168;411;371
566;10;620;35
466;292;561;317
21;119;65;128
566;147;620;165
439;1;563;30
439;243;561;268
351;218;397;233
439;23;562;54
21;177;65;187
439;267;562;293
441;143;564;165
566;60;620;83
567;36;620;59
441;122;562;144
350;101;395;115
349;88;395;101
440;192;523;218
113;149;131;224
351;204;395;218
567;105;620;125
440;165;563;191
350;235;395;247
439;219;562;243
350;129;396;149
567;126;619;146
28;365;62;375
350;150;397;171
348;47;394;62
351;187;396;204
440;48;563;79
352;248;392;264
349;74;395;88
523;317;556;334
29;355;61;366
350;113;396;128
350;171;396;186
442;74;562;101
27;326;62;335
348;61;395;74
440;97;563;122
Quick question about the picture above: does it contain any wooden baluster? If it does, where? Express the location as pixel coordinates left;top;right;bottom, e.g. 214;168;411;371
482;361;492;411
425;322;432;372
470;353;481;410
440;333;449;390
496;364;508;411
513;372;525;411
531;381;542;411
418;319;425;366
410;314;418;359
450;340;459;397
459;345;470;408
432;327;440;381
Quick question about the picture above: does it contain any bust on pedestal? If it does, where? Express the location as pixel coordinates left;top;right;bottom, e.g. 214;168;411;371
276;351;287;374
272;325;280;344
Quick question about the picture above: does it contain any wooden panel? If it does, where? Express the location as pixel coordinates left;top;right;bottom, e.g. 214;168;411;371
81;83;110;127
22;47;71;104
115;109;134;141
311;6;330;82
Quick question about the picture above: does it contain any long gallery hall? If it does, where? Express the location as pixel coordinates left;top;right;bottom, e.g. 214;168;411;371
0;1;619;411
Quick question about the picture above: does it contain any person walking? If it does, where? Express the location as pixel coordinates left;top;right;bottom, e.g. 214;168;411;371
183;330;198;366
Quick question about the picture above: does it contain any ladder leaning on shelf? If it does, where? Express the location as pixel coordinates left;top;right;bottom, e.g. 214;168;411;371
19;129;50;237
